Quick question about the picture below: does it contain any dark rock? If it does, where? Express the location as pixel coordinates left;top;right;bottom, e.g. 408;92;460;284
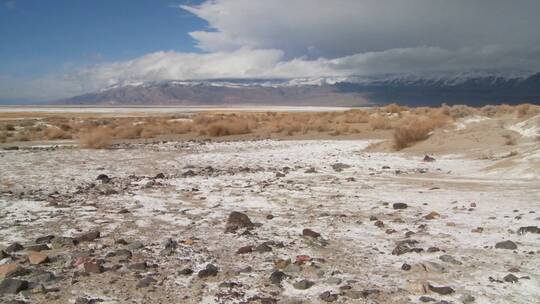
319;291;339;302
236;245;253;254
517;226;539;235
182;170;196;178
269;271;286;284
35;235;55;244
393;203;408;210
374;220;384;228
504;274;519;283
401;263;411;271
96;174;111;183
331;163;351;172
302;228;320;238
84;262;104;274
419;296;436;302
293;279;314;290
266;214;274;220
114;249;132;258
0;250;9;259
75;298;90;304
423;155;436;162
225;211;254;233
5;243;24;253
25;244;49;252
392;244;411;255
255;244;272;253
428;284;455;295
198;264;218;278
129;262;148;270
136;276;156;288
439;254;462;265
495;240;517;250
51;237;76;249
0;278;29;294
75;231;100;243
427;247;440;253
155;173;165;179
178;268;193;275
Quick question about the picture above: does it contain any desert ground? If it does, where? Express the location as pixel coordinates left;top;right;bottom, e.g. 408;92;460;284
0;104;539;304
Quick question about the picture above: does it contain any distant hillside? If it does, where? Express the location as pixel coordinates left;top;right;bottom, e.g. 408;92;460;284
55;73;540;106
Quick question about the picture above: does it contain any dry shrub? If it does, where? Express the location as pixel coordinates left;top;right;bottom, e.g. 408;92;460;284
393;115;450;150
5;124;15;131
79;127;114;149
43;126;72;140
441;104;476;119
342;109;369;123
203;119;251;137
515;103;540;118
369;116;393;130
382;103;408;114
114;124;143;139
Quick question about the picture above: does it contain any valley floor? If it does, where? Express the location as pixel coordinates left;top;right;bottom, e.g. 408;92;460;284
0;139;539;303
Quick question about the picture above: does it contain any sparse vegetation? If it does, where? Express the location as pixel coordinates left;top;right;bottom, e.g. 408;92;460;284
0;103;538;149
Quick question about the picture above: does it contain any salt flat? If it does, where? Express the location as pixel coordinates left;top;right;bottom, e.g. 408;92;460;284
0;139;538;303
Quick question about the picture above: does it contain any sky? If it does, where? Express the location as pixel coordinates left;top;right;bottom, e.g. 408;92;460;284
1;0;540;102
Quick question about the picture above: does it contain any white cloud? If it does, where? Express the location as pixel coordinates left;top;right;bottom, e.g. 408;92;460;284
4;0;540;100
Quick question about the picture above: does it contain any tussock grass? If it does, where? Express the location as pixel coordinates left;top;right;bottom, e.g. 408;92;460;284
78;127;114;149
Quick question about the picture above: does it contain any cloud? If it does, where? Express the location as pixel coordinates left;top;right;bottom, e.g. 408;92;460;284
4;0;540;100
181;0;540;58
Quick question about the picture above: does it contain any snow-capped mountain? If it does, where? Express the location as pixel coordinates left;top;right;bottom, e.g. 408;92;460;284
56;72;540;106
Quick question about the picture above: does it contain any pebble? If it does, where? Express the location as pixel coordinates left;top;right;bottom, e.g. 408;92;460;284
136;276;156;288
236;245;253;254
225;211;254;233
27;251;49;265
4;243;24;253
319;291;338;302
293;279;314;290
198;264;218;278
393;203;408;210
0;278;29;294
269;271;286;284
178;268;194;275
428;284;455;295
302;228;321;238
495;240;517;250
503;274;519;283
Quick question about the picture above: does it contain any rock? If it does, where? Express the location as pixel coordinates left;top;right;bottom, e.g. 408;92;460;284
275;172;286;177
471;227;484;233
25;244;49;252
428;284;454;295
495;240;517;250
508;267;520;272
392;244;411;255
114;249;132;258
326;277;342;285
517;226;539;235
27;251;48;265
419;296;436;302
305;167;317;173
423;155;436;162
127;241;144;250
0;264;18;278
0;250;8;259
84;261;104;274
75;231;100;243
274;259;290;269
331;163;351;172
225;211;254;233
319;291;339;302
5;243;24;253
269;271;286;284
424;212;440;220
439;254;462;265
129;262;148;270
302;228;320;238
35;235;55;244
293;279;314;290
236;245;253;254
393;203;408;210
51;237;76;249
427;247;440;253
29;271;56;284
198;264;218;278
155;173;165;179
401;263;411;271
75;298;90;304
374;220;384;228
255;243;272;253
182;170;196;178
0;279;29;294
96;174;110;183
503;274;519;283
136;276;156;288
178;268;193;275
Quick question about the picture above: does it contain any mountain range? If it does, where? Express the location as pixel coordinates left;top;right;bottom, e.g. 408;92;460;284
56;73;540;107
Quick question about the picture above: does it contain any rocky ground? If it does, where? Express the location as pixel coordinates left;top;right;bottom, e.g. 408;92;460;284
0;139;539;304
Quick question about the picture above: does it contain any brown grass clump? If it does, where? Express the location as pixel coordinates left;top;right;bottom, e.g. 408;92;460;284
42;126;72;140
393;114;450;150
369;116;393;130
202;119;252;137
78;127;114;149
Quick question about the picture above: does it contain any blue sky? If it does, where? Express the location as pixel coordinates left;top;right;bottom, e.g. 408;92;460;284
0;0;205;79
1;0;540;102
